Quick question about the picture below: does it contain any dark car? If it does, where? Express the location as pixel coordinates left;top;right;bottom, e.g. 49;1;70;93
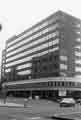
60;98;76;107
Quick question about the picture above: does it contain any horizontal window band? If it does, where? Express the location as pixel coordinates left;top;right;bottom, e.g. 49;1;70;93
6;36;59;58
5;61;32;69
17;70;31;75
7;20;58;46
6;29;59;54
5;60;59;70
5;67;32;73
5;60;60;72
6;44;59;63
5;49;59;68
5;51;59;69
17;67;32;72
6;19;59;47
17;63;32;70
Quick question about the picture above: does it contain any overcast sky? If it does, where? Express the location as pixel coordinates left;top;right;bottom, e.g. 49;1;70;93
0;0;81;64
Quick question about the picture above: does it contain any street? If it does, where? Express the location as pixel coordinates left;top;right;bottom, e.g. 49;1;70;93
0;106;52;120
0;98;81;120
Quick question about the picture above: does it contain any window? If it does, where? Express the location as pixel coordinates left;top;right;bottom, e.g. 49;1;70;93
5;69;11;73
75;75;81;78
75;51;81;57
75;60;81;64
62;82;64;86
74;46;81;49
60;64;67;70
54;55;59;61
76;31;80;34
49;56;53;62
75;38;81;42
60;72;66;76
49;64;53;72
60;55;68;61
17;70;31;75
75;67;81;72
75;24;80;28
54;63;59;69
17;63;32;70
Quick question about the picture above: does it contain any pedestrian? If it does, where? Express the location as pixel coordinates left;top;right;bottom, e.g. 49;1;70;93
24;98;28;108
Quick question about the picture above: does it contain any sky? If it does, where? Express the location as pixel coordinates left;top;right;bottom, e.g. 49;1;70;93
0;0;81;64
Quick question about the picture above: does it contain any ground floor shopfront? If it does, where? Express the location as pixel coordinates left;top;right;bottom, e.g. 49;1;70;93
2;77;81;100
6;90;81;101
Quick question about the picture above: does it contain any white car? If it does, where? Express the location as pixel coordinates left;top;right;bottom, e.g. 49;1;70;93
60;98;76;107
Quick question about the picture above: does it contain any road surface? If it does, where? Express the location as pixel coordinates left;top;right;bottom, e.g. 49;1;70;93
0;106;53;120
0;98;81;119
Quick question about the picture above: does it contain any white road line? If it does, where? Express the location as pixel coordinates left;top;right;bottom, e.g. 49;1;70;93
55;111;81;116
28;117;41;119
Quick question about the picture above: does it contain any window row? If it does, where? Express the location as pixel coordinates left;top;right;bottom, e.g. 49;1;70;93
6;39;59;62
17;69;31;75
33;64;59;73
5;47;59;68
7;17;58;47
6;31;59;57
17;63;32;70
5;63;32;72
7;24;59;52
47;81;75;87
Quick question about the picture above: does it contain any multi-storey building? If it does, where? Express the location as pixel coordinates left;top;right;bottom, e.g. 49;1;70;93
2;11;81;98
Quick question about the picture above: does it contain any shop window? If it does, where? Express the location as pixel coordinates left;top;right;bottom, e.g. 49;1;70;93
62;82;64;86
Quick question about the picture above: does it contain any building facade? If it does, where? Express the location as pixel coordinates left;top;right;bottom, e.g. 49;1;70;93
2;11;81;99
1;49;6;81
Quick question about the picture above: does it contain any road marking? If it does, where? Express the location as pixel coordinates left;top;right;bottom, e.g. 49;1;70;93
55;111;81;116
28;117;41;119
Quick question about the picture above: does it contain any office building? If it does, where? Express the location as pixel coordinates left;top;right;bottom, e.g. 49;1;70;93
2;11;81;98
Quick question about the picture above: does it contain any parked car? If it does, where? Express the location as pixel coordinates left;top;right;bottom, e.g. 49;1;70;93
60;98;76;107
